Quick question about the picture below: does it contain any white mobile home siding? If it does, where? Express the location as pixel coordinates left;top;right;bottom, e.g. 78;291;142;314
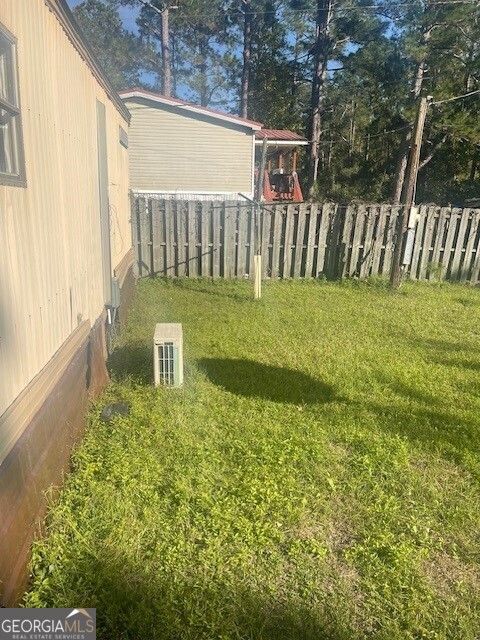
125;98;254;196
0;1;130;421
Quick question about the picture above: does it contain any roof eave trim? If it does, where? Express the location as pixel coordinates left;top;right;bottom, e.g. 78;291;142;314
121;90;262;131
45;0;130;122
255;139;309;146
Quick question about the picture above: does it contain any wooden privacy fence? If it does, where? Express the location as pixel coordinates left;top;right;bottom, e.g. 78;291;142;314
132;197;480;283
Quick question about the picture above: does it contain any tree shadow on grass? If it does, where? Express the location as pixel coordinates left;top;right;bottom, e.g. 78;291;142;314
43;547;353;640
355;373;480;474
198;358;335;405
171;279;251;302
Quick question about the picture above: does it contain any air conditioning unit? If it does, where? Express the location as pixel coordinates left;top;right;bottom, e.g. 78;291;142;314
153;323;183;387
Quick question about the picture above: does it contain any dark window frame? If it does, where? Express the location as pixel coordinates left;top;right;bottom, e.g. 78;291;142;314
0;22;26;188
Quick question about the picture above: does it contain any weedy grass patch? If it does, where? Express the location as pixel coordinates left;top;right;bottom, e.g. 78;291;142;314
24;279;480;639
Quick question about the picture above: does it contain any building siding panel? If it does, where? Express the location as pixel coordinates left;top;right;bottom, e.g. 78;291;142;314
125;99;254;195
0;0;130;419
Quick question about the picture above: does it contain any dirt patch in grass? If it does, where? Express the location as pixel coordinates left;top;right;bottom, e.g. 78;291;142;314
424;551;480;600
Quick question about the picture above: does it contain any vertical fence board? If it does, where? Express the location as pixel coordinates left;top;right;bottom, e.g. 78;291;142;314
138;197;152;277
176;202;187;277
188;201;198;277
320;203;337;277
460;210;480;282
409;205;427;279
131;196;140;278
359;205;377;278
164;200;174;276
223;203;235;278
304;204;318;278
283;204;295;278
293;204;306;277
200;202;210;277
429;206;447;280
469;226;480;284
151;198;164;276
440;207;457;278
270;205;282;278
418;206;436;280
381;206;399;276
450;208;469;280
212;203;221;278
341;205;355;278
371;204;387;276
261;207;271;277
349;204;365;277
248;206;258;278
237;205;248;278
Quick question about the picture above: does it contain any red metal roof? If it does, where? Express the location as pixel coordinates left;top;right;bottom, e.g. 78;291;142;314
255;128;307;142
119;87;263;129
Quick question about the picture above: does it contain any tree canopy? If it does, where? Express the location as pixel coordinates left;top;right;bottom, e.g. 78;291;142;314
73;0;480;205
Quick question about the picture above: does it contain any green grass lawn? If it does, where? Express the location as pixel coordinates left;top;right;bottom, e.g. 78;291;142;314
24;278;480;639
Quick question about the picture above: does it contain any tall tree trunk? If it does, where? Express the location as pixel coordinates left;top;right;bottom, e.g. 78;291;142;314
240;0;252;118
171;33;177;95
198;40;209;106
308;0;333;199
470;146;479;182
161;7;172;97
349;99;356;160
391;25;432;203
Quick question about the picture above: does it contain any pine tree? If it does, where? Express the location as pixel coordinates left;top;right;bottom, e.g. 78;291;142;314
73;0;156;89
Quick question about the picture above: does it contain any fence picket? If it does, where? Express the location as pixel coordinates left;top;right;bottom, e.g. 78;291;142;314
131;195;140;278
283;204;295;278
429;206;446;280
137;197;150;277
200;202;210;277
349;204;365;277
341;205;355;278
212;202;221;278
271;206;283;278
293;204;306;277
439;207;457;279
261;207;271;278
450;208;469;280
417;206;436;280
359;205;377;278
304;204;317;278
223;202;235;278
187;201;198;277
322;203;339;278
176;202;187;277
237;205;248;278
151;198;164;277
409;206;427;279
381;206;400;276
371;204;387;276
469;229;480;284
460;210;480;282
164;200;175;276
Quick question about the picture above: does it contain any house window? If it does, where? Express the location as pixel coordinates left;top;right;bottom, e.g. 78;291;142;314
0;24;25;187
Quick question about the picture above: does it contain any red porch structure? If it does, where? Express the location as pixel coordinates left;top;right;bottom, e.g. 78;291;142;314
255;128;308;202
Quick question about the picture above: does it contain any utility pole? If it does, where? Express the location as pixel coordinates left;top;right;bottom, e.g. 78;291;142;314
390;96;430;288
